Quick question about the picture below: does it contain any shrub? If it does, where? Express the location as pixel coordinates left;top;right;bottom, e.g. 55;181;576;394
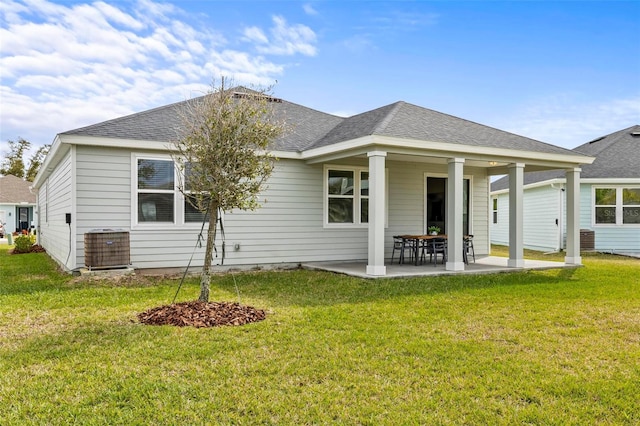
13;235;34;254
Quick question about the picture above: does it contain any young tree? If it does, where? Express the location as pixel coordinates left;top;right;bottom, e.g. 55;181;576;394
0;138;50;181
173;79;285;302
1;138;30;178
26;145;50;182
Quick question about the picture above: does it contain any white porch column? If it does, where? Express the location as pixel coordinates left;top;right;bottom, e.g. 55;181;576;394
366;151;387;276
508;163;525;267
565;167;582;265
446;158;465;271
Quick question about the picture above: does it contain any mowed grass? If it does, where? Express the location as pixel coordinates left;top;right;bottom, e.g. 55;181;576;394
1;245;639;425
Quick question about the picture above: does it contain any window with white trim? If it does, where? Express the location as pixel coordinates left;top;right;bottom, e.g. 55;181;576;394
137;158;175;223
594;187;640;225
134;156;210;226
325;166;381;226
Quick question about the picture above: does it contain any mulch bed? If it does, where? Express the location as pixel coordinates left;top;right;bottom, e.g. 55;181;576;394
10;244;46;254
138;301;266;328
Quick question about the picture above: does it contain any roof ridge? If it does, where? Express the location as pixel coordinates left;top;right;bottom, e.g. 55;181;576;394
372;101;405;134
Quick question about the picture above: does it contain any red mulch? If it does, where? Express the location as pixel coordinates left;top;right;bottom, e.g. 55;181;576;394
138;301;266;328
10;244;46;254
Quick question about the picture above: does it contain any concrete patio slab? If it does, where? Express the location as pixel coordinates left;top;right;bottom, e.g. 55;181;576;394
302;256;577;279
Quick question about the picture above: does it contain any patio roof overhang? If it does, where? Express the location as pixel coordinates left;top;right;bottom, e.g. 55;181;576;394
273;135;595;173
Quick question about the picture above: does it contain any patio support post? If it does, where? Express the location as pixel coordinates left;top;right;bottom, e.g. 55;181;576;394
446;157;465;271
366;151;387;276
565;167;582;265
508;163;525;267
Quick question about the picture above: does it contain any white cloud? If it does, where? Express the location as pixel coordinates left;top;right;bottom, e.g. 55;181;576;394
247;15;317;57
303;3;318;16
501;94;640;149
0;0;318;147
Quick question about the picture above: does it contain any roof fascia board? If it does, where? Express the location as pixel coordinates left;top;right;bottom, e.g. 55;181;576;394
33;134;65;189
59;134;175;151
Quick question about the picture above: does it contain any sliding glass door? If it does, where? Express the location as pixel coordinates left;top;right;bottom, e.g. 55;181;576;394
425;177;469;235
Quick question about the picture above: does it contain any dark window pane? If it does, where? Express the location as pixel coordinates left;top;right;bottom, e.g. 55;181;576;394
138;193;174;222
493;211;498;224
138;159;174;190
328;170;354;195
623;207;640;224
328;198;353;223
361;172;369;196
595;207;616;224
595;188;616;205
623;188;640;205
361;198;368;223
185;195;211;223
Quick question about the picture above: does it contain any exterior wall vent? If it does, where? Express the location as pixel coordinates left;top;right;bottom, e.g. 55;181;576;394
84;229;130;270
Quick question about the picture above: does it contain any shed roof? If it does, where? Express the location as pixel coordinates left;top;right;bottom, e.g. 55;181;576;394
0;175;36;204
491;125;640;191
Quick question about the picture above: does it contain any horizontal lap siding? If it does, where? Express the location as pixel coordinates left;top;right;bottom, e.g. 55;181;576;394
581;184;640;252
67;150;494;270
38;149;73;268
74;147;132;268
221;160;368;266
469;167;489;256
385;162;489;258
490;193;510;246
523;186;560;251
491;186;561;252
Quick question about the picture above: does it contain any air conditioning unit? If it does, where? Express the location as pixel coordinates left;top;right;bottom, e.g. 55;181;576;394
84;229;130;270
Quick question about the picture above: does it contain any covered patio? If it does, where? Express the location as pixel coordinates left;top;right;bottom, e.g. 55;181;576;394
302;255;578;279
294;102;596;278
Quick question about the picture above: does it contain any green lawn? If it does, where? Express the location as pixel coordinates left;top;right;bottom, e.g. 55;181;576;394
1;245;639;425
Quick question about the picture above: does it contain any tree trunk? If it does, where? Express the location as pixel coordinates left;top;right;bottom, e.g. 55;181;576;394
199;201;219;302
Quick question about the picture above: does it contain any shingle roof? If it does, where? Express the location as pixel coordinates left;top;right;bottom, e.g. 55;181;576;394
0;175;36;204
309;101;574;155
61;90;577;157
491;125;640;191
62;93;344;152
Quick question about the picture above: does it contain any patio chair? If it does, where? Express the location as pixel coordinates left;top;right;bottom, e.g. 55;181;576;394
430;238;447;266
463;235;475;264
392;236;415;264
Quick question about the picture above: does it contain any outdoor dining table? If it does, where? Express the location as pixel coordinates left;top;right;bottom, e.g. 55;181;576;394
398;234;447;266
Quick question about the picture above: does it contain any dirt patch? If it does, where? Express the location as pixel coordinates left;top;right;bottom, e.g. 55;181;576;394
138;301;266;328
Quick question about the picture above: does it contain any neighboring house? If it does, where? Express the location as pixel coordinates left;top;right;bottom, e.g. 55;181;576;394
32;90;594;276
491;125;640;254
0;174;38;235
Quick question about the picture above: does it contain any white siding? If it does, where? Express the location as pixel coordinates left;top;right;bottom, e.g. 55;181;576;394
522;185;562;251
490;193;510;247
384;162;489;258
491;185;562;252
46;147;495;270
74;146;132;268
38;148;73;268
581;184;640;253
